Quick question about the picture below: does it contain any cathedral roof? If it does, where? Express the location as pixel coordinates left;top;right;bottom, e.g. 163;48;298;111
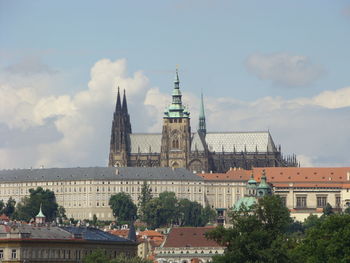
0;167;203;182
129;133;162;153
190;132;205;151
205;131;276;153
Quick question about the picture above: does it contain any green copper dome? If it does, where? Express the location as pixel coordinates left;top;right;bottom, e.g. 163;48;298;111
233;196;256;211
164;69;190;119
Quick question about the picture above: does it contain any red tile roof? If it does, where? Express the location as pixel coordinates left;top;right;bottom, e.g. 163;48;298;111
109;229;129;238
198;168;250;181
163;227;222;248
253;167;350;188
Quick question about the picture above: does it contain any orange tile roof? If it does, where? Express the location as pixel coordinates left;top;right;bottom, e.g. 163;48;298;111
253;167;350;184
198;168;250;181
109;229;129;238
163;227;222;248
198;167;350;189
139;230;164;238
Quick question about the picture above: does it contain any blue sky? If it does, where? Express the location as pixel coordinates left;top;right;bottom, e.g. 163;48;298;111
0;0;350;168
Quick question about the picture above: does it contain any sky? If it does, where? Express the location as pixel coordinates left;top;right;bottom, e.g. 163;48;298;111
0;0;350;168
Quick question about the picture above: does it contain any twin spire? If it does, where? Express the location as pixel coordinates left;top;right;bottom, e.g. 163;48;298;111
115;87;128;114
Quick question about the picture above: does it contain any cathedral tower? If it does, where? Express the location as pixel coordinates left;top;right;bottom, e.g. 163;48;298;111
160;69;191;168
108;88;132;167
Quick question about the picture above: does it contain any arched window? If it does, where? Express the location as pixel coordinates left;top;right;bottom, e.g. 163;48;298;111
172;139;179;149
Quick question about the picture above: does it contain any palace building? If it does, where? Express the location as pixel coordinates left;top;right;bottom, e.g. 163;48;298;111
108;70;297;173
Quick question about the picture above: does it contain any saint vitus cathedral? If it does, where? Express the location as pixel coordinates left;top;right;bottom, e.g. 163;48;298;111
108;70;298;173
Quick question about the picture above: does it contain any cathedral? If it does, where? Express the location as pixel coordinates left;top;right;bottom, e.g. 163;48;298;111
108;70;297;173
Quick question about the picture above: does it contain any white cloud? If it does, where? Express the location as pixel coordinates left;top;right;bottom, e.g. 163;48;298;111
0;57;349;169
246;53;325;87
0;58;149;168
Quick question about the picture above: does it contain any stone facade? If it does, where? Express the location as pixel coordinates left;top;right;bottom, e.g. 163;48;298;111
108;70;297;173
0;224;136;263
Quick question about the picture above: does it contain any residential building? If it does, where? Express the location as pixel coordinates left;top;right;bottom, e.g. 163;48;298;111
155;227;225;263
0;223;136;263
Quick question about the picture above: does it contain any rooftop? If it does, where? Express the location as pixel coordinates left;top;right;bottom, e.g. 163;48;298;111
162;227;222;248
0;167;203;183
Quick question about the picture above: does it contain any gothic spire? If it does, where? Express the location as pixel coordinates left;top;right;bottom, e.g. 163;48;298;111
198;91;206;135
164;68;190;118
115;86;121;112
122;89;128;114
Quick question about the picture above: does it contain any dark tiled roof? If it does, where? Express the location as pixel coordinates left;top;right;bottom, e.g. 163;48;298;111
62;226;132;243
0;167;202;183
163;227;222;248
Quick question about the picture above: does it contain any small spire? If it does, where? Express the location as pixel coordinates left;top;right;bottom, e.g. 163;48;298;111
198;91;207;135
115;86;121;112
175;65;180;82
122;89;128;114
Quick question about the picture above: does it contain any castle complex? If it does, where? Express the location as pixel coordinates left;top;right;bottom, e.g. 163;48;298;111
108;70;297;172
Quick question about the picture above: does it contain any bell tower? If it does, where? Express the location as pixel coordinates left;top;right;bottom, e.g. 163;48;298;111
160;69;191;168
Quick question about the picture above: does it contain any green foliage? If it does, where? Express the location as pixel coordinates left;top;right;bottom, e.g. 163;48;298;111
291;214;350;262
138;181;152;221
206;195;293;263
142;191;213;229
83;249;151;263
83;249;109;263
303;214;322;230
200;205;217;225
143;192;178;228
0;200;4;213
345;207;350;214
92;214;98;226
57;205;67;224
109;193;137;222
2;197;16;217
14;187;58;222
323;202;334;216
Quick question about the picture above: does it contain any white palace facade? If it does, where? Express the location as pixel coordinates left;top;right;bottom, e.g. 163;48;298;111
0;166;350;222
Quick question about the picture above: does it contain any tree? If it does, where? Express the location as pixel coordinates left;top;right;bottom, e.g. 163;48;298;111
83;249;109;263
178;199;208;227
206;195;293;263
14;187;58;222
92;214;98;226
3;197;16;218
143;191;178;228
0;200;4;214
138;181;152;221
344;206;350;214
109;193;137;222
200;205;217;225
291;214;350;262
57;205;67;223
323;203;334;216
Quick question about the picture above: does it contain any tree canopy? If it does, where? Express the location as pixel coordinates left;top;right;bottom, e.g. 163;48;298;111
1;197;16;218
290;213;350;262
206;195;293;263
138;181;152;221
109;193;137;222
14;187;58;222
142;191;216;229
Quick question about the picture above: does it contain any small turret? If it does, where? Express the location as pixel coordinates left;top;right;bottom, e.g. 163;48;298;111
257;169;272;197
35;203;46;224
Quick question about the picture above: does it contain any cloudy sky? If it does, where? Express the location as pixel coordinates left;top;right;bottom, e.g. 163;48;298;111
0;0;350;169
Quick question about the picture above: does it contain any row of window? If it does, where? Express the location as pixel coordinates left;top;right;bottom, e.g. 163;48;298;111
294;196;341;208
